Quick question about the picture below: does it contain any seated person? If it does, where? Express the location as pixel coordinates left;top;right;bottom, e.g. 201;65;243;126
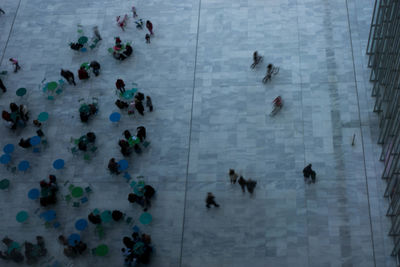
80;111;89;122
115;100;129;109
86;132;96;143
136;126;146;142
124;130;132;140
124;44;133;57
89;61;101;76
112;210;123;221
78;140;87;151
70;42;83;51
108;158;120;174
19;138;31;148
78;67;89;80
119;140;131;156
88;213;102;225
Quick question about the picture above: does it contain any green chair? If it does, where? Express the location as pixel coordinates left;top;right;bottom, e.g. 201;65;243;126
71;147;78;154
93;208;100;215
143;141;151;148
83;154;90;161
0;179;10;190
125;216;133;225
73;202;80;208
85;186;93;194
47;96;54;100
68;184;74;192
95;225;105;239
90;146;98;153
108;48;113;54
55;89;63;95
64;195;72;203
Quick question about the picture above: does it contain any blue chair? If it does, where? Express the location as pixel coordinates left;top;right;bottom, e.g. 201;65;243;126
18;160;30;171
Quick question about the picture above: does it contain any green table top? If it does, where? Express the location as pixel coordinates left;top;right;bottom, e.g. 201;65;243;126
139;212;152;225
0;179;10;189
95;244;108;256
16;211;29;223
79;104;90;113
78;36;88;45
16;88;26;96
100;210;112;223
47;82;58;91
81;62;90;69
128;136;140;146
38;112;49;122
71;187;84;198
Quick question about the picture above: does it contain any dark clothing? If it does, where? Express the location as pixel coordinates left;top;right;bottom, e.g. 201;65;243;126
136;126;146;141
146;21;153;35
125;45;133;56
88;213;101;224
144;185;155;200
78;68;89;80
303;164;312;178
246;179;257;194
145;34;150;43
135;101;144;116
310;170;316;183
116;79;125;93
0;78;6;92
108;159;120;174
238;176;247;192
206;194;219;208
19;138;31;148
60;69;76;85
86;132;96;143
112;210;123;221
146;96;153;112
90;61;101;76
115;100;129;109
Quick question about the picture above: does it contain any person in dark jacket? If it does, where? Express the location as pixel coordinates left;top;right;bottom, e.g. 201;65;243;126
0;78;6;92
60;69;76;85
78;67;89;80
238;176;246;193
136;126;146;142
115;79;125;93
205;192;219;208
89;61;101;76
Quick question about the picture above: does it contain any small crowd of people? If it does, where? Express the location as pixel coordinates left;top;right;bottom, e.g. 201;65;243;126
114;87;154;116
0;236;47;264
113;37;133;61
79;101;98;122
118;127;147;156
128;184;155;211
39;175;59;207
87;210;124;225
58;235;87;258
77;132;96;151
2;102;29;130
122;231;153;266
229;169;257;194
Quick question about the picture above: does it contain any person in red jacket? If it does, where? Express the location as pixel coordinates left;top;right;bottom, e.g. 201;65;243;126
78;67;89;80
146;20;153;35
116;79;126;93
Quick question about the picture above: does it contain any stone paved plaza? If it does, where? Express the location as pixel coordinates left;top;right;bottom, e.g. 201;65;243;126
0;0;397;266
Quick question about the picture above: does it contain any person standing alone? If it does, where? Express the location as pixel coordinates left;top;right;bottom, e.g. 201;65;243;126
206;192;219;208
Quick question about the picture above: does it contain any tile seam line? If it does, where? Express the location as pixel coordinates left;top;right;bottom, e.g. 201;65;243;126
0;0;22;65
179;0;202;264
345;0;377;265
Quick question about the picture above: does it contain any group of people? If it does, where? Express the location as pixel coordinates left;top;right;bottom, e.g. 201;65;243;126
58;235;87;258
87;210;124;225
122;231;153;266
79;101;98;122
113;37;133;61
0;236;47;264
114;86;154;116
228;169;257;194
39;175;59;207
77;132;96;152
128;184;155;211
1;102;29;129
118;127;147;156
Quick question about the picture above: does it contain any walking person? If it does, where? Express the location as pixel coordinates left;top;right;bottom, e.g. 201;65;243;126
229;169;238;184
146;96;153;112
238;176;246;193
93;26;102;40
0;78;6;92
246;178;257;194
205;192;219;208
131;6;138;18
303;164;315;184
60;69;76;85
116;79;126;93
145;34;151;44
0;8;5;14
9;58;21;72
146;20;154;35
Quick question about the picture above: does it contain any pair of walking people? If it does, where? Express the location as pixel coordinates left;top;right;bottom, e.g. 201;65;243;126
229;169;257;194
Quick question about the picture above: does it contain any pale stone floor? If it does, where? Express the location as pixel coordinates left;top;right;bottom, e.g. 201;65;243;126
0;0;396;266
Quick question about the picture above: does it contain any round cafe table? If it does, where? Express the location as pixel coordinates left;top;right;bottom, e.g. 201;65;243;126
18;160;30;171
46;82;58;92
95;244;109;256
118;159;128;171
100;210;112;223
109;112;121;123
75;219;88;231
38;112;49;122
0;154;11;164
16;211;29;223
53;159;64;170
3;144;14;154
139;212;152;225
128;136;140;146
78;36;88;45
71;186;84;198
29;136;41;146
16;88;26;97
28;188;40;200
